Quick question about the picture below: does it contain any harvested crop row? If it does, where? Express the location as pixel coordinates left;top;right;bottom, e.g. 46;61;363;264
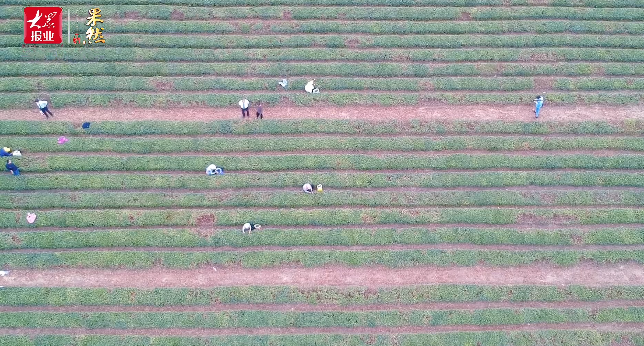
3;62;643;78
4;285;644;306
3;0;644;7
11;154;644;172
2;77;644;93
5;6;644;21
2;332;644;346
1;332;644;346
0;76;538;92
2;226;643;250
3;190;644;210
1;248;644;268
7;20;644;35
5;136;644;154
4;6;644;22
1;207;643;228
1;92;644;109
5;76;644;92
89;34;644;50
555;78;644;91
2;307;644;328
1;120;640;136
269;20;644;36
3;47;644;63
3;172;644;191
7;34;644;49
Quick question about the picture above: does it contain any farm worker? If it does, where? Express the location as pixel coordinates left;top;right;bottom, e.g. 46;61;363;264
0;147;11;157
305;80;320;94
303;183;313;193
533;95;544;118
35;99;54;119
239;99;250;118
206;164;223;175
256;101;264;119
5;160;20;176
242;222;261;234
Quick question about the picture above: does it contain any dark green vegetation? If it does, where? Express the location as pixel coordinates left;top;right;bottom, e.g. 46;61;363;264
1;120;643;269
1;120;643;343
1;1;644;107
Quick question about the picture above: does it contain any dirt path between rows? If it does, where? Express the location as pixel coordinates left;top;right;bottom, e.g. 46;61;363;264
2;105;644;122
2;263;643;288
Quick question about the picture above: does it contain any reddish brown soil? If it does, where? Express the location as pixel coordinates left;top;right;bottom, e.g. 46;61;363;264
2;105;644;122
2;263;644;288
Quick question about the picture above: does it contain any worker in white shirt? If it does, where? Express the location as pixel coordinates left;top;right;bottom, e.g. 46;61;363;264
305;80;319;94
35;99;54;118
239;99;250;118
242;222;261;234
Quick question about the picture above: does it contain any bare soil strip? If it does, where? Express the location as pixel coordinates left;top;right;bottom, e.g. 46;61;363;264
2;263;643;288
2;105;643;122
1;323;644;336
5;244;644;254
3;301;644;313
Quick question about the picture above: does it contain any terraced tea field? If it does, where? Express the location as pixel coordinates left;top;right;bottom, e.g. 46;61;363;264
2;0;644;344
2;0;644;109
0;119;643;345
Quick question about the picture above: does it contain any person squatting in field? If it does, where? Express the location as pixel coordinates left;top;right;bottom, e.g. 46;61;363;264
206;164;224;175
305;80;320;94
242;222;261;234
35;99;54;119
0;147;12;157
534;95;544;118
5;160;19;176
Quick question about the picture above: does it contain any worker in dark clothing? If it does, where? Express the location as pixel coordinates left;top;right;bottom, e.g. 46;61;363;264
5;160;19;176
256;101;264;119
